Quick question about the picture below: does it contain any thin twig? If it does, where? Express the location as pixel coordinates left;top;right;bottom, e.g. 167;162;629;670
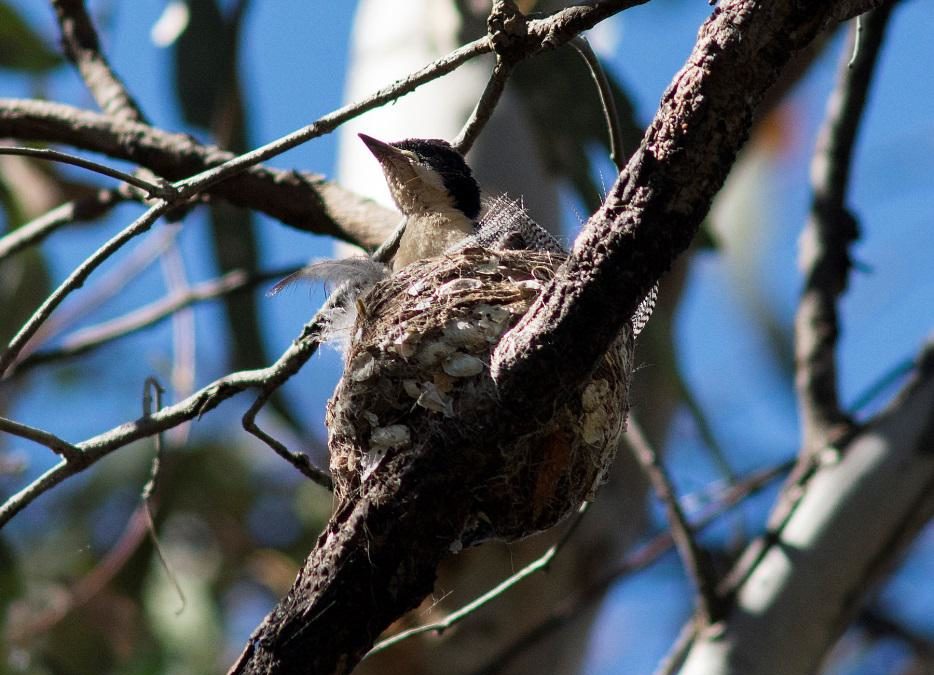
794;5;894;454
51;0;148;122
569;36;626;171
452;57;514;155
0;189;127;262
366;502;590;658
654;621;700;675
170;40;490;201
141;377;186;614
242;388;333;489
626;417;723;624
0;146;173;198
0;416;82;462
0;201;172;377
17;267;297;371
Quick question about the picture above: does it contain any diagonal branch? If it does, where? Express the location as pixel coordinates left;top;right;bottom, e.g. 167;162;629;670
626;418;723;625
16;267;296;371
51;0;148;122
794;5;894;454
0;201;171;377
0;188;128;261
228;1;887;674
491;0;886;403
0;98;398;248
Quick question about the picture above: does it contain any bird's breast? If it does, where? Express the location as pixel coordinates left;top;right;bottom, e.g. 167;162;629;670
392;212;477;271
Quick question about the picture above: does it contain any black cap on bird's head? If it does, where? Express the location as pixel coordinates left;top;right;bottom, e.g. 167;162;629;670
359;133;481;221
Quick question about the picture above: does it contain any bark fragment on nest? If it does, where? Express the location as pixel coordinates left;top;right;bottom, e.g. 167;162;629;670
326;248;634;545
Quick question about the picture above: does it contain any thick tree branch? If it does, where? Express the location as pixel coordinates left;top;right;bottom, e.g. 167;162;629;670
795;6;893;454
228;1;886;674
491;0;887;401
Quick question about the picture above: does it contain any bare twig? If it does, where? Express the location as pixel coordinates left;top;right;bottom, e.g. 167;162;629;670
242;388;333;489
366;502;590;658
794;5;893;454
0;188;128;262
655;622;700;675
452;58;514;155
0;416;82;462
452;0;524;154
0;146;174;198
626;417;723;624
51;0;147;122
17;267;296;371
568;36;626;171
141;377;186;614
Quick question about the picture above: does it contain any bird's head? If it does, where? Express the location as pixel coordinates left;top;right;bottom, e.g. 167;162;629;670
359;134;481;221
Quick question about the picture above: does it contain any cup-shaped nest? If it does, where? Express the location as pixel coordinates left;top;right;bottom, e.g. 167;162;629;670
326;249;634;545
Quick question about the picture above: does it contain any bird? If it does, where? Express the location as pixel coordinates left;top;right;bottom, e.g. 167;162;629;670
358;133;564;270
358;133;655;333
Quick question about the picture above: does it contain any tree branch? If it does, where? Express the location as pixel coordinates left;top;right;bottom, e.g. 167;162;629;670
679;341;934;674
16;267;296;371
0;146;173;198
626;417;723;625
0;98;398;248
227;1;886;673
491;0;887;401
794;5;894;454
0;188;128;261
51;0;148;122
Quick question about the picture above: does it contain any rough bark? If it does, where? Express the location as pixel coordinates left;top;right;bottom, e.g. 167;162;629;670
228;0;888;673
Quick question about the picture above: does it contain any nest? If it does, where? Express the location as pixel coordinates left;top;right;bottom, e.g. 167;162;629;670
326;249;634;545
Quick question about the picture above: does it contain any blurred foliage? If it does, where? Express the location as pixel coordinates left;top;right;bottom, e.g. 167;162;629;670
3;440;331;673
0;2;61;73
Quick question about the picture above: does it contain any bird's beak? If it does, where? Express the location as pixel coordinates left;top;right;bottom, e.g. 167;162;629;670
358;133;403;163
